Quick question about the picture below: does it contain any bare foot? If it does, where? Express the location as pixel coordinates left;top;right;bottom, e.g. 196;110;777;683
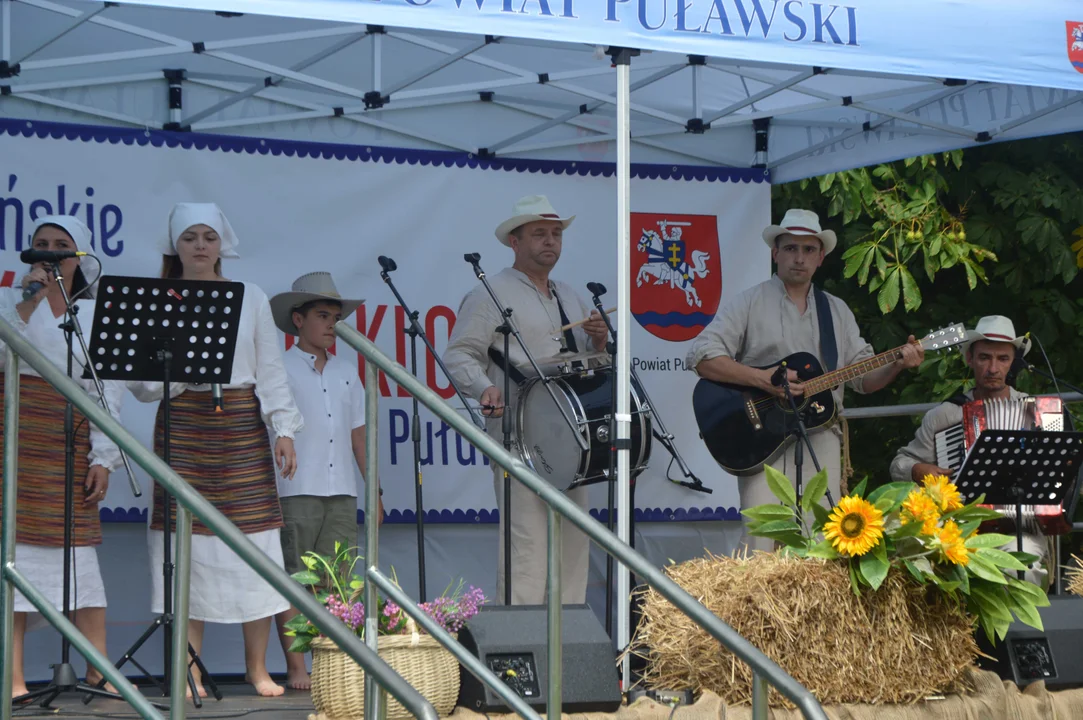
245;672;285;697
184;683;208;699
286;669;311;691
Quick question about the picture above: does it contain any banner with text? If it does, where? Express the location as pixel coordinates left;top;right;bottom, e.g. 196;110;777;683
0;118;770;522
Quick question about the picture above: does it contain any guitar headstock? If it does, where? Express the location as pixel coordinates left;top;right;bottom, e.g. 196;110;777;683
919;323;967;352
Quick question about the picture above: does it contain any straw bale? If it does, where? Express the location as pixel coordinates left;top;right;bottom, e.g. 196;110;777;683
1067;555;1083;597
628;552;977;708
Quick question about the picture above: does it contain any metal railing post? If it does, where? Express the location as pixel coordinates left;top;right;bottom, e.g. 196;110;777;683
170;504;193;720
335;323;828;720
0;318;437;720
364;361;384;720
546;508;561;720
0;349;19;720
752;672;768;720
5;566;161;717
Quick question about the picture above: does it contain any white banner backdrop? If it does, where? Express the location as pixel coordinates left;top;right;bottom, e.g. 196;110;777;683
0;118;770;525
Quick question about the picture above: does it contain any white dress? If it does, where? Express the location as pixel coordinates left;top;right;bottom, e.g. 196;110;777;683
129;281;303;623
0;287;125;619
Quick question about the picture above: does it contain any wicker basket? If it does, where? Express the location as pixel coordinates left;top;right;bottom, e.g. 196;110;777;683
309;622;460;720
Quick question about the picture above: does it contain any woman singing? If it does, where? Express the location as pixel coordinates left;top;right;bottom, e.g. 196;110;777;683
129;203;300;697
0;215;124;698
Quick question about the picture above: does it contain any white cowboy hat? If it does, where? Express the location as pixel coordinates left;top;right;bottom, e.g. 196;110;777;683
961;315;1032;357
269;272;363;337
762;208;838;255
494;195;575;247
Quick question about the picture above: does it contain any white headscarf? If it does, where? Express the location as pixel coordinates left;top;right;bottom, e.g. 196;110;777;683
162;203;241;259
30;214;97;297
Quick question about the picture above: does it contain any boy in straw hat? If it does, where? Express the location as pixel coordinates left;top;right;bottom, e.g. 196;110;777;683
890;315;1050;585
444;194;609;606
269;272;381;689
687;208;925;554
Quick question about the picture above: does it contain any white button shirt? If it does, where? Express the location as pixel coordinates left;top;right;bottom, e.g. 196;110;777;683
276;346;366;498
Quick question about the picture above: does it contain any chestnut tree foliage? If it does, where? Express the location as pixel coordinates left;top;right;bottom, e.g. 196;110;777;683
774;134;1083;483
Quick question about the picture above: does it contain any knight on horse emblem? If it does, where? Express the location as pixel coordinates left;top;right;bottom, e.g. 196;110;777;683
1068;21;1083;73
636;220;710;307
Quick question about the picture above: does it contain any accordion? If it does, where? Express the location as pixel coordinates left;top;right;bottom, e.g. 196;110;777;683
934;396;1074;535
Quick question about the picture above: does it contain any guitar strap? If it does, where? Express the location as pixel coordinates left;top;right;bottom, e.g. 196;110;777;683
813;285;838;372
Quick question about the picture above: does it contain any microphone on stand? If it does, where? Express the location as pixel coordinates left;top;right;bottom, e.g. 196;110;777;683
212;383;223;413
586;281;607;297
20;249;87;264
463;253;483;277
378;256;398;274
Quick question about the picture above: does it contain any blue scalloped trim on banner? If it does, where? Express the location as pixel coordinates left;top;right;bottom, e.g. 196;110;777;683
0;117;770;184
99;506;741;524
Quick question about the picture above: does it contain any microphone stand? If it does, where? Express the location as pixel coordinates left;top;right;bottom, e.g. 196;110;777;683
586;283;711;638
774;363;834;517
15;264;126;707
463;254;588;606
378;257;485;601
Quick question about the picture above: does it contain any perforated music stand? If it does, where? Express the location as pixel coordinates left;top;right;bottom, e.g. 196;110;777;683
84;276;245;705
955;430;1083;579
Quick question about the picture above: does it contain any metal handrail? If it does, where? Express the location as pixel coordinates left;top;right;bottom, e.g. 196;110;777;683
0;319;437;720
841;392;1083;420
338;322;829;720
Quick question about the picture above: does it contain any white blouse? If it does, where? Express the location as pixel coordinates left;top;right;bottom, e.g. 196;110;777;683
127;281;303;439
0;287;125;471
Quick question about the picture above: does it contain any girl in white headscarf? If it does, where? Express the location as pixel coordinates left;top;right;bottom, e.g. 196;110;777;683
129;203;301;698
0;215;125;698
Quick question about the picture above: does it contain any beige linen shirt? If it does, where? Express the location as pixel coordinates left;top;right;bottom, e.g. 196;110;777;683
889;387;1027;482
444;267;601;436
686;274;875;416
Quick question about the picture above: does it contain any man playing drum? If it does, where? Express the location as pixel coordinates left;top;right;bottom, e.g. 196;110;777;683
444;195;608;606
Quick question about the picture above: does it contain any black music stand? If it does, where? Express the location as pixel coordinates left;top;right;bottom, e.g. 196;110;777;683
83;276;244;706
955;430;1083;580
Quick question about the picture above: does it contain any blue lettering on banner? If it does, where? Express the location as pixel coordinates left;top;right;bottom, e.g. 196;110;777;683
0;174;126;257
408;0;860;46
389;408;491;467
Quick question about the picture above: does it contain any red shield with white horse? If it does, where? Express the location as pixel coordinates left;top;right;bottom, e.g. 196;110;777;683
630;213;721;342
1069;22;1083;74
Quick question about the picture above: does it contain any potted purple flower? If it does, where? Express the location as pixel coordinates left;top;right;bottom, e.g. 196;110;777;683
283;543;485;719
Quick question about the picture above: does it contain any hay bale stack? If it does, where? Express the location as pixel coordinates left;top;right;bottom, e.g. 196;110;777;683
630;553;976;707
1067;555;1083;597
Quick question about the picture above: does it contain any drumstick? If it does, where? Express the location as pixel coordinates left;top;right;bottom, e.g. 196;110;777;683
558;306;616;333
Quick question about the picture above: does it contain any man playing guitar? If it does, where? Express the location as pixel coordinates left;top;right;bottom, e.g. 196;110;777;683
687;209;924;553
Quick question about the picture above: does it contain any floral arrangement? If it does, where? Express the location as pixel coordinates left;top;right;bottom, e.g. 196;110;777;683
283;542;485;653
744;466;1050;643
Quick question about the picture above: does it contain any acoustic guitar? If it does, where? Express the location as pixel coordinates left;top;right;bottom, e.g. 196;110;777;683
691;324;967;475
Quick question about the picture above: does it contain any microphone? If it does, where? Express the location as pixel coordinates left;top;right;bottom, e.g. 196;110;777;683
463;253;481;265
771;363;788;387
378;256;397;273
20;249;87;264
212;383;223;413
587;282;607;297
22;281;45;302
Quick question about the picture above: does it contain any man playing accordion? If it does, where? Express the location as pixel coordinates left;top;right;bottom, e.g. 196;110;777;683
889;315;1062;586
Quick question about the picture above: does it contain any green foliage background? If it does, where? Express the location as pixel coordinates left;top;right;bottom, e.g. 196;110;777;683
773;133;1083;486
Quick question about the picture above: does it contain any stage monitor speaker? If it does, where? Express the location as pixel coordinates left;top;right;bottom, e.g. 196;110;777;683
457;604;621;713
977;594;1083;690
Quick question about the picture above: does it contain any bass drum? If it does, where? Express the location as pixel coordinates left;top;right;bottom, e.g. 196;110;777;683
515;367;652;491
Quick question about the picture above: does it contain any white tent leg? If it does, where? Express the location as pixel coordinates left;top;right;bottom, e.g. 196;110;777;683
614;48;633;691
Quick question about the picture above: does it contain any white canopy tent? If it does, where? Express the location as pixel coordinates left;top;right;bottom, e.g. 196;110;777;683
4;0;1083;681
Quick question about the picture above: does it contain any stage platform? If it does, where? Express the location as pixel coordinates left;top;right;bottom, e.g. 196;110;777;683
10;669;1083;720
11;679;316;720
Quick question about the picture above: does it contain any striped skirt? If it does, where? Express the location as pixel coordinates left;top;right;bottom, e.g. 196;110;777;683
150;386;282;536
0;373;99;547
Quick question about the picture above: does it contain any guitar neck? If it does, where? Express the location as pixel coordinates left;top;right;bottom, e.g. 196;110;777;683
802;346;906;396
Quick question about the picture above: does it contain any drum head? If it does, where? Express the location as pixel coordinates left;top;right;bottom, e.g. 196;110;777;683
517;377;587;489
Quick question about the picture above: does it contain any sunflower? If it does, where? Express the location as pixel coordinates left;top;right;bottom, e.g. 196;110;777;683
901;490;941;536
823;496;885;557
922;474;964;513
937;519;970;566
